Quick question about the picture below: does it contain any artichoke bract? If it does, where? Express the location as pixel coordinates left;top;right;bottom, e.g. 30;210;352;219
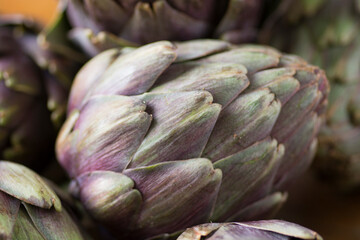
0;15;81;171
56;40;329;239
63;0;262;55
0;161;86;239
178;220;322;240
261;0;360;190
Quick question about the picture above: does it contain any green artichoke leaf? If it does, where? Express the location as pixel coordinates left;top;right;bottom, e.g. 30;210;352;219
123;158;222;239
70;170;142;232
151;62;249;107
69;28;138;57
211;138;284;221
215;0;259;38
173;39;230;63
0;161;61;211
241;220;322;240
24;203;84;240
68;48;121;112
56;95;151;177
272;83;322;142
129;91;221;168
0;84;34;128
278;54;308;68
293;68;324;86
201;46;281;74
83;0;127;34
177;223;223;240
232;192;288;221
4;102;54;166
121;1;211;44
0;192;20;239
275;114;320;188
204;88;281;161
248;68;300;105
12;207;45;240
177;220;322;240
67;0;101;32
83;41;176;103
0;55;42;96
167;0;217;21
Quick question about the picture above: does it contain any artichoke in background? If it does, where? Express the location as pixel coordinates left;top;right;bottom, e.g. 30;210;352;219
0;161;87;239
56;40;329;239
178;220;322;240
261;0;360;190
61;0;263;56
0;15;82;174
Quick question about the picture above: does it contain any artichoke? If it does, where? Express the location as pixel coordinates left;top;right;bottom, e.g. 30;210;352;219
261;0;360;190
178;220;322;240
0;15;81;172
56;40;329;239
62;0;263;56
0;161;86;239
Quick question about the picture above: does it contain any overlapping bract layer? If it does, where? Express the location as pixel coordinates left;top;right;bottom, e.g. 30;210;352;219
262;0;360;190
178;220;322;240
57;40;328;239
0;161;86;239
64;0;262;55
0;15;80;171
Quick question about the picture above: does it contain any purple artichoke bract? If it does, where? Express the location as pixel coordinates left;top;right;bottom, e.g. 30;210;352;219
0;161;86;239
261;0;360;190
0;15;81;172
63;0;263;56
56;40;329;239
178;220;322;240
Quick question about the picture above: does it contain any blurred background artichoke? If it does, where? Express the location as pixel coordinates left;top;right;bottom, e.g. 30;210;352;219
0;9;84;179
0;161;87;239
0;16;57;169
47;0;265;56
65;0;262;43
261;0;360;191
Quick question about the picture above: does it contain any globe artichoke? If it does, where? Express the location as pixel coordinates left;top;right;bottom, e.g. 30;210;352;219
62;0;263;56
0;15;81;172
261;0;360;190
178;220;322;240
0;161;87;239
56;40;329;239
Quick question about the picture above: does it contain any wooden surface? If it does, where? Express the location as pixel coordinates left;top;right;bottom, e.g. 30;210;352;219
0;0;57;24
277;171;360;240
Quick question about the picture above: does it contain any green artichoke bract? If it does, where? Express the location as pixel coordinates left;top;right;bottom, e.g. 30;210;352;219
64;0;263;55
261;0;360;190
56;40;329;239
178;220;322;240
0;161;86;239
0;15;81;171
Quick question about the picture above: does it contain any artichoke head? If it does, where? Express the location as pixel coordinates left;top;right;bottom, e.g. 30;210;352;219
0;15;82;172
56;40;329;239
63;0;263;56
